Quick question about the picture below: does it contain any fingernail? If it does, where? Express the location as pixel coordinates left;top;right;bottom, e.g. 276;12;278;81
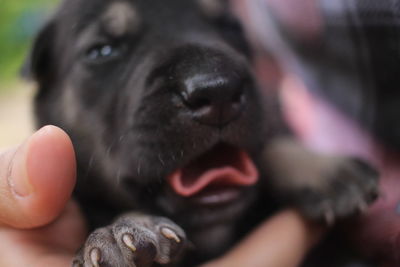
8;144;33;197
7;127;50;197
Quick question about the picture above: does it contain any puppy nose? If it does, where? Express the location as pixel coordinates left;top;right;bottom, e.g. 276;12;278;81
182;74;246;127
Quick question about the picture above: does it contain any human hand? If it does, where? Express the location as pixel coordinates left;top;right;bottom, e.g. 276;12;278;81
0;125;86;267
201;210;324;267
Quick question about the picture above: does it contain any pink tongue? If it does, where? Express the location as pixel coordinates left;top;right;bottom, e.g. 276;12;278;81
167;145;259;197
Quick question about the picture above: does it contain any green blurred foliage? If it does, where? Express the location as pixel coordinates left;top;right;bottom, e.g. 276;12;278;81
0;0;56;87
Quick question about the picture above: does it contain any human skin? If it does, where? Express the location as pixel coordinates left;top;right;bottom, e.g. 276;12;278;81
0;126;86;267
202;210;324;267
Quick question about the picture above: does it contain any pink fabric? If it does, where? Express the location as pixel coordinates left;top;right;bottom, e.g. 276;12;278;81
233;0;400;262
281;74;400;264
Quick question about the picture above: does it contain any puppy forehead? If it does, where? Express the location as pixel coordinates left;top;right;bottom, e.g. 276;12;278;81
101;1;140;36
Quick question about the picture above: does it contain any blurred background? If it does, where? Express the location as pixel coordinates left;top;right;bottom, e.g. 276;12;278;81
0;0;56;147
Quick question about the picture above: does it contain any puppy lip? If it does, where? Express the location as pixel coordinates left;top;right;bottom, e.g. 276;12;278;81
167;143;259;197
190;186;242;206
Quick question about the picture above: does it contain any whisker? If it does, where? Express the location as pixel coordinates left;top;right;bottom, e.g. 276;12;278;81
116;168;122;187
158;153;165;166
137;159;142;176
83;153;96;181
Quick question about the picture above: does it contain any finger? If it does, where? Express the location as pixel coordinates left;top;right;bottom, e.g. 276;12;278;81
0;125;76;228
0;201;87;267
3;252;73;267
202;209;326;267
0;244;73;267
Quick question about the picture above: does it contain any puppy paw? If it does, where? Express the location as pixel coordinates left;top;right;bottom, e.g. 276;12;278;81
295;157;379;224
72;213;186;267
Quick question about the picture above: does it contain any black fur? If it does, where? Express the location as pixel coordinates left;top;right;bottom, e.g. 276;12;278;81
31;1;269;265
28;0;379;266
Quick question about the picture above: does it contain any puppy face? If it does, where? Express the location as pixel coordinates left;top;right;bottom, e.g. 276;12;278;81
30;0;266;250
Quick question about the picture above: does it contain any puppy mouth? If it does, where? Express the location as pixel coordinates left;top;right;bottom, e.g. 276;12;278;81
167;143;259;205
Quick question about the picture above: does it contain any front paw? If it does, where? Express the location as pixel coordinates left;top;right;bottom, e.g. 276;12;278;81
72;213;187;267
295;157;379;224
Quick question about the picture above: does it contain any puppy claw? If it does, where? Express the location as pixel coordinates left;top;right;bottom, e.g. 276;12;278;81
357;200;368;213
161;227;181;243
90;248;101;267
324;210;335;226
122;234;137;252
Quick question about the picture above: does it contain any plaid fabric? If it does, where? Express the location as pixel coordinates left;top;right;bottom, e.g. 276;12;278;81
246;0;400;150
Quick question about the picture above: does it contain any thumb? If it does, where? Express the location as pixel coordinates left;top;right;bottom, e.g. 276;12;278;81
0;125;76;228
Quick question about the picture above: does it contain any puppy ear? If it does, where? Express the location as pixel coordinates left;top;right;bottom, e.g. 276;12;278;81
22;21;56;85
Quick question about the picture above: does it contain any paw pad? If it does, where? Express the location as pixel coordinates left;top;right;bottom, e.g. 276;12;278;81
72;214;187;267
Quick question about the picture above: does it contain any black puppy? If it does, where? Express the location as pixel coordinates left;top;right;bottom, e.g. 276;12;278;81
27;0;378;266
